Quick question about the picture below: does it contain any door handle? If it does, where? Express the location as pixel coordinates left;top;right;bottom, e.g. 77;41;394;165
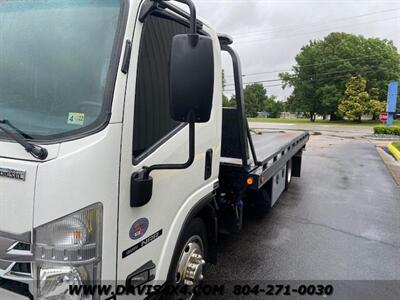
204;149;213;180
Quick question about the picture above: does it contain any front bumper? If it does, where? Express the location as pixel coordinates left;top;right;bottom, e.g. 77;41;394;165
0;231;33;299
0;277;32;299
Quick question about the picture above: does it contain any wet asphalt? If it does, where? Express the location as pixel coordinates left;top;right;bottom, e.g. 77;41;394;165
203;125;400;299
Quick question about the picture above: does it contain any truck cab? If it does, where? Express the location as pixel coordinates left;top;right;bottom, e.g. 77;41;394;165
0;1;308;299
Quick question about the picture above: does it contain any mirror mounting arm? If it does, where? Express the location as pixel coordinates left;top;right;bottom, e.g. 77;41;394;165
144;0;197;34
143;122;195;178
173;0;197;34
131;123;195;207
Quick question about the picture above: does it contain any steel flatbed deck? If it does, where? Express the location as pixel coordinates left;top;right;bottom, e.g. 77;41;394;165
252;130;309;167
220;130;309;190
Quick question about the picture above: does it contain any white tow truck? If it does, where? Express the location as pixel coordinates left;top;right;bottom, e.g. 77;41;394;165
0;0;309;299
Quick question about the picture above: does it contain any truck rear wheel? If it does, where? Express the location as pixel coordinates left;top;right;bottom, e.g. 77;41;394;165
285;159;293;191
166;218;207;299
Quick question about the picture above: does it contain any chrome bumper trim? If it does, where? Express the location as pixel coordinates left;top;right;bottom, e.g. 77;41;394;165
0;232;33;298
0;232;32;263
0;232;30;244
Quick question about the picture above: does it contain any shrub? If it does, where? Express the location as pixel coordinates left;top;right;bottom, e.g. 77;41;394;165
373;126;400;136
374;126;385;134
389;127;400;135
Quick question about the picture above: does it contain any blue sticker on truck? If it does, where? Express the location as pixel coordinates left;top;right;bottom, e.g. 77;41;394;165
129;218;149;240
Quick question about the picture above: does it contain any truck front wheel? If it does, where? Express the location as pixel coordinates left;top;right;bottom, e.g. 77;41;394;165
166;218;208;299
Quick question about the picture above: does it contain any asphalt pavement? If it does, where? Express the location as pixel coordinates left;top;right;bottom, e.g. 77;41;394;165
203;123;400;299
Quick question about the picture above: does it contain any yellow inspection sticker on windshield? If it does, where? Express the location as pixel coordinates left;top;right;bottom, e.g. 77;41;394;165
67;112;85;126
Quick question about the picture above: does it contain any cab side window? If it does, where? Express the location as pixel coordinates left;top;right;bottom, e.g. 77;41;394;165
133;14;189;159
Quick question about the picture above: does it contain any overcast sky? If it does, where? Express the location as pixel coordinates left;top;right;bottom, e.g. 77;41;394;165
190;0;400;99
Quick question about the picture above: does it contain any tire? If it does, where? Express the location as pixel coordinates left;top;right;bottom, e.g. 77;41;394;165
285;159;293;191
165;218;208;300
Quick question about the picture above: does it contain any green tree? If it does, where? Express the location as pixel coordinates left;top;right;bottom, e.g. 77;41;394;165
338;76;370;121
368;100;386;120
222;69;236;107
222;94;229;106
222;69;228;105
280;33;400;121
223;95;236;107
265;96;284;118
368;87;386;119
243;83;267;117
316;84;341;119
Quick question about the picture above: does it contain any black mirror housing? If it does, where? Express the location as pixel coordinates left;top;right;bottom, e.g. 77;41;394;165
170;34;214;123
131;175;153;207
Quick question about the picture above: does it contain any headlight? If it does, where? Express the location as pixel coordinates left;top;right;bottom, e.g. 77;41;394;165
33;204;103;300
39;265;83;300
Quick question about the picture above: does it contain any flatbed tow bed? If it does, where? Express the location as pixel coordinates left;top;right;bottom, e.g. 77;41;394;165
220;130;309;191
247;130;309;189
216;34;309;230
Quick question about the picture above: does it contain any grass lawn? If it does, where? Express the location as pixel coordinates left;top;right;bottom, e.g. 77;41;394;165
393;142;400;151
248;118;400;127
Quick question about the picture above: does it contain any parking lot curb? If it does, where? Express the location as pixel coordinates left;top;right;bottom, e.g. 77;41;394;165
388;143;400;161
376;147;400;186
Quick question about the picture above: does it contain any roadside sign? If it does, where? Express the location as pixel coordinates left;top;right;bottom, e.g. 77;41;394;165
386;81;398;126
379;112;388;123
387;81;398;113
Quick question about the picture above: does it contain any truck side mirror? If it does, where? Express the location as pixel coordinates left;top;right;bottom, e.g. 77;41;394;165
131;174;153;208
169;33;214;123
131;0;214;208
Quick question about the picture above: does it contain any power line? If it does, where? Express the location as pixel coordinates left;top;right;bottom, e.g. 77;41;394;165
225;53;385;78
223;68;391;92
231;7;400;39
225;65;390;87
282;68;388;85
223;83;283;92
234;16;399;44
225;69;291;78
225;78;283;86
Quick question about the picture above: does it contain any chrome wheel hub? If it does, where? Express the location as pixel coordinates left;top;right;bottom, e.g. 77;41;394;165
287;162;292;183
176;236;205;288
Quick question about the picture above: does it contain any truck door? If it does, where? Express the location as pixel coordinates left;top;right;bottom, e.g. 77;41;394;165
116;10;220;292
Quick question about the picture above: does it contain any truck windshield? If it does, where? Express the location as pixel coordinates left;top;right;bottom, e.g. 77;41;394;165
0;0;121;140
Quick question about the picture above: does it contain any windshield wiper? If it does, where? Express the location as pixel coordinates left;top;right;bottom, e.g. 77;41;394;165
0;119;48;160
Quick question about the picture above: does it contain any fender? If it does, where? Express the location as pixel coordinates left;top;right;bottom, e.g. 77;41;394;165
143;190;218;299
168;191;218;268
155;186;219;283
